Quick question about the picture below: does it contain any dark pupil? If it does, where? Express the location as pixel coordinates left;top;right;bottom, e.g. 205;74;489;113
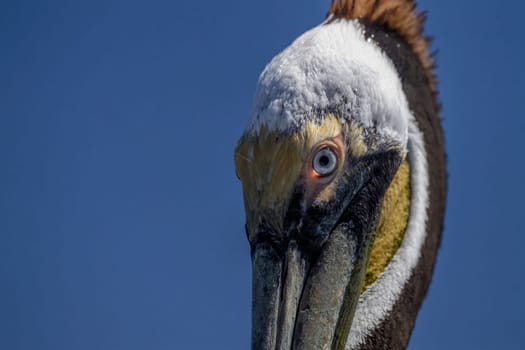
319;154;330;167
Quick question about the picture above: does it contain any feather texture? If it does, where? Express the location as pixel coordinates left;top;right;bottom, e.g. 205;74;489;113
328;0;436;95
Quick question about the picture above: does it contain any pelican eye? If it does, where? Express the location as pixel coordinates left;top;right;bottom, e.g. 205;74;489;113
312;147;338;176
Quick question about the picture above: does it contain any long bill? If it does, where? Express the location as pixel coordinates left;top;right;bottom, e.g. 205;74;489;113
251;220;373;350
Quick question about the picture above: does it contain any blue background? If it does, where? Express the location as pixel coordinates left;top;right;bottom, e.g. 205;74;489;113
2;1;524;349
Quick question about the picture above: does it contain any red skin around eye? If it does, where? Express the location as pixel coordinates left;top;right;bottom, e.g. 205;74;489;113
310;168;322;179
302;135;345;202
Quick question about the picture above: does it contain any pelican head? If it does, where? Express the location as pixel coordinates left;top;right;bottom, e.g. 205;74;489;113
234;2;446;349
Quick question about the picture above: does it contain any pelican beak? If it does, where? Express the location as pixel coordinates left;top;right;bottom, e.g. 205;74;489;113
249;150;403;350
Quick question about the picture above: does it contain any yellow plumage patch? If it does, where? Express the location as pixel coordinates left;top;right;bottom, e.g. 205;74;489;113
235;115;350;236
362;158;411;291
235;126;304;235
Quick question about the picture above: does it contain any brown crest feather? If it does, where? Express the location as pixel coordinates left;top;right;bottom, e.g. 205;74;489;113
328;0;436;94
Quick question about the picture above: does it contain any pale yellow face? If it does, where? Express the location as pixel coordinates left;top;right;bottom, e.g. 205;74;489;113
235;114;410;289
235;114;364;237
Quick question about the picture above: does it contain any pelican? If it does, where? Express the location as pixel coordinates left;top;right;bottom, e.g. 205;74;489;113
234;0;446;349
